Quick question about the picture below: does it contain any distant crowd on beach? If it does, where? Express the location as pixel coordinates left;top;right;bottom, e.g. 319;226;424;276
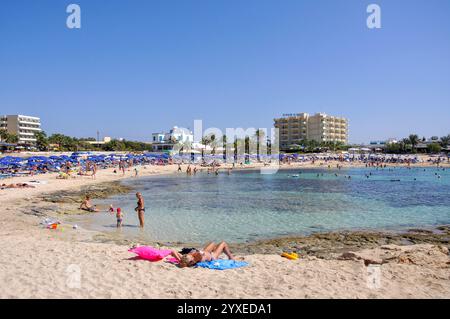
1;152;449;195
1;151;449;181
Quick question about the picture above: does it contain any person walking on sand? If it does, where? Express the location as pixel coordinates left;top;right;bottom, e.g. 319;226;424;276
92;163;97;180
135;192;145;228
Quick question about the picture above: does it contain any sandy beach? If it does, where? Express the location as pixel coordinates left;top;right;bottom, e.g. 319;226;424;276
0;158;449;299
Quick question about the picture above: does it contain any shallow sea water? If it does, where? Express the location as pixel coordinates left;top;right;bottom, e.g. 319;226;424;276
74;167;450;244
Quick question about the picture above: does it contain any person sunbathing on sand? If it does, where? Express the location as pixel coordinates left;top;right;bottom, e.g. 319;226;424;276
79;195;99;212
171;241;239;268
1;183;35;189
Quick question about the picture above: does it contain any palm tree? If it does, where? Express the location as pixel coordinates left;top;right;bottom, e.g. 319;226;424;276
440;134;450;148
0;129;8;142
266;137;272;155
408;134;419;153
0;130;19;144
306;139;319;153
222;135;228;160
255;129;266;162
209;134;218;155
201;134;217;155
401;138;410;153
200;136;209;159
244;136;251;162
177;140;192;156
35;131;49;151
6;133;19;144
233;136;239;159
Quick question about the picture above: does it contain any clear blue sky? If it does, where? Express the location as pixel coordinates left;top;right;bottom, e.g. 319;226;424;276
1;0;449;144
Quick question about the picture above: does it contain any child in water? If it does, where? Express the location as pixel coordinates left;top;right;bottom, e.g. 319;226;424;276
116;208;123;228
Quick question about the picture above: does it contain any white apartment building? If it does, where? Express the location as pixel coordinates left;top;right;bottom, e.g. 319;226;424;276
151;126;194;152
0;114;42;145
152;126;194;144
274;113;348;150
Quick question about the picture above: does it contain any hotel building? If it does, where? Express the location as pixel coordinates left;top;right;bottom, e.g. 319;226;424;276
0;115;42;145
151;126;194;152
274;113;348;150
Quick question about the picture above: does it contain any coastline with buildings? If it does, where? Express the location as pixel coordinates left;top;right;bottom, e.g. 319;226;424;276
1;113;449;156
1;0;450;302
1;114;450;299
1;147;449;298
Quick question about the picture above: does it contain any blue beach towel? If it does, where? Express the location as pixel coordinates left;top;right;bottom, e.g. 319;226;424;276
196;259;249;270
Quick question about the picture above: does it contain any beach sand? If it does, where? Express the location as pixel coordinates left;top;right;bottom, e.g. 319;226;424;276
0;158;449;298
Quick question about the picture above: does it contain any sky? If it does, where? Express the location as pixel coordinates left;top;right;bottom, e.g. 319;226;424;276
0;0;449;144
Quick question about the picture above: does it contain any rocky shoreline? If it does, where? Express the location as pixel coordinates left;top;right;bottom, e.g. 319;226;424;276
234;226;450;259
83;224;450;261
15;181;134;221
18;179;450;261
39;181;133;204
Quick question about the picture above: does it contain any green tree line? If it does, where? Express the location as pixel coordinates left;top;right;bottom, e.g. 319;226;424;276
385;134;450;154
34;131;152;152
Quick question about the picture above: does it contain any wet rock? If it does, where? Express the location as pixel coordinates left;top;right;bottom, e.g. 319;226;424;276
339;252;359;260
437;245;449;255
338;251;383;265
22;208;47;217
408;229;433;234
40;182;133;204
363;258;383;266
232;226;450;258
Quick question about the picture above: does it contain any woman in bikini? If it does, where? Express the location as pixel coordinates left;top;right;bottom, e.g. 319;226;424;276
171;242;237;268
135;192;145;228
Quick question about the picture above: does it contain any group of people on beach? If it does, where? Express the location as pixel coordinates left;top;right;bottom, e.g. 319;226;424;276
179;163;234;176
79;191;239;268
79;192;146;228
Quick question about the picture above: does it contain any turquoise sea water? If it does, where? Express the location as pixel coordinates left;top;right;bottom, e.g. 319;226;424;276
75;167;450;244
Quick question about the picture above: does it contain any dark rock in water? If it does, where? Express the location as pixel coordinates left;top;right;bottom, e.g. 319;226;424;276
22;208;47;217
408;229;433;234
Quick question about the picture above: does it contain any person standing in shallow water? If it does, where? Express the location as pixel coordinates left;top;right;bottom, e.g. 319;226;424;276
135;192;145;228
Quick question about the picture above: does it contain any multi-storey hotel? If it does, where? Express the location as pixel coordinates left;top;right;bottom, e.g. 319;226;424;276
0;114;42;145
274;113;348;150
